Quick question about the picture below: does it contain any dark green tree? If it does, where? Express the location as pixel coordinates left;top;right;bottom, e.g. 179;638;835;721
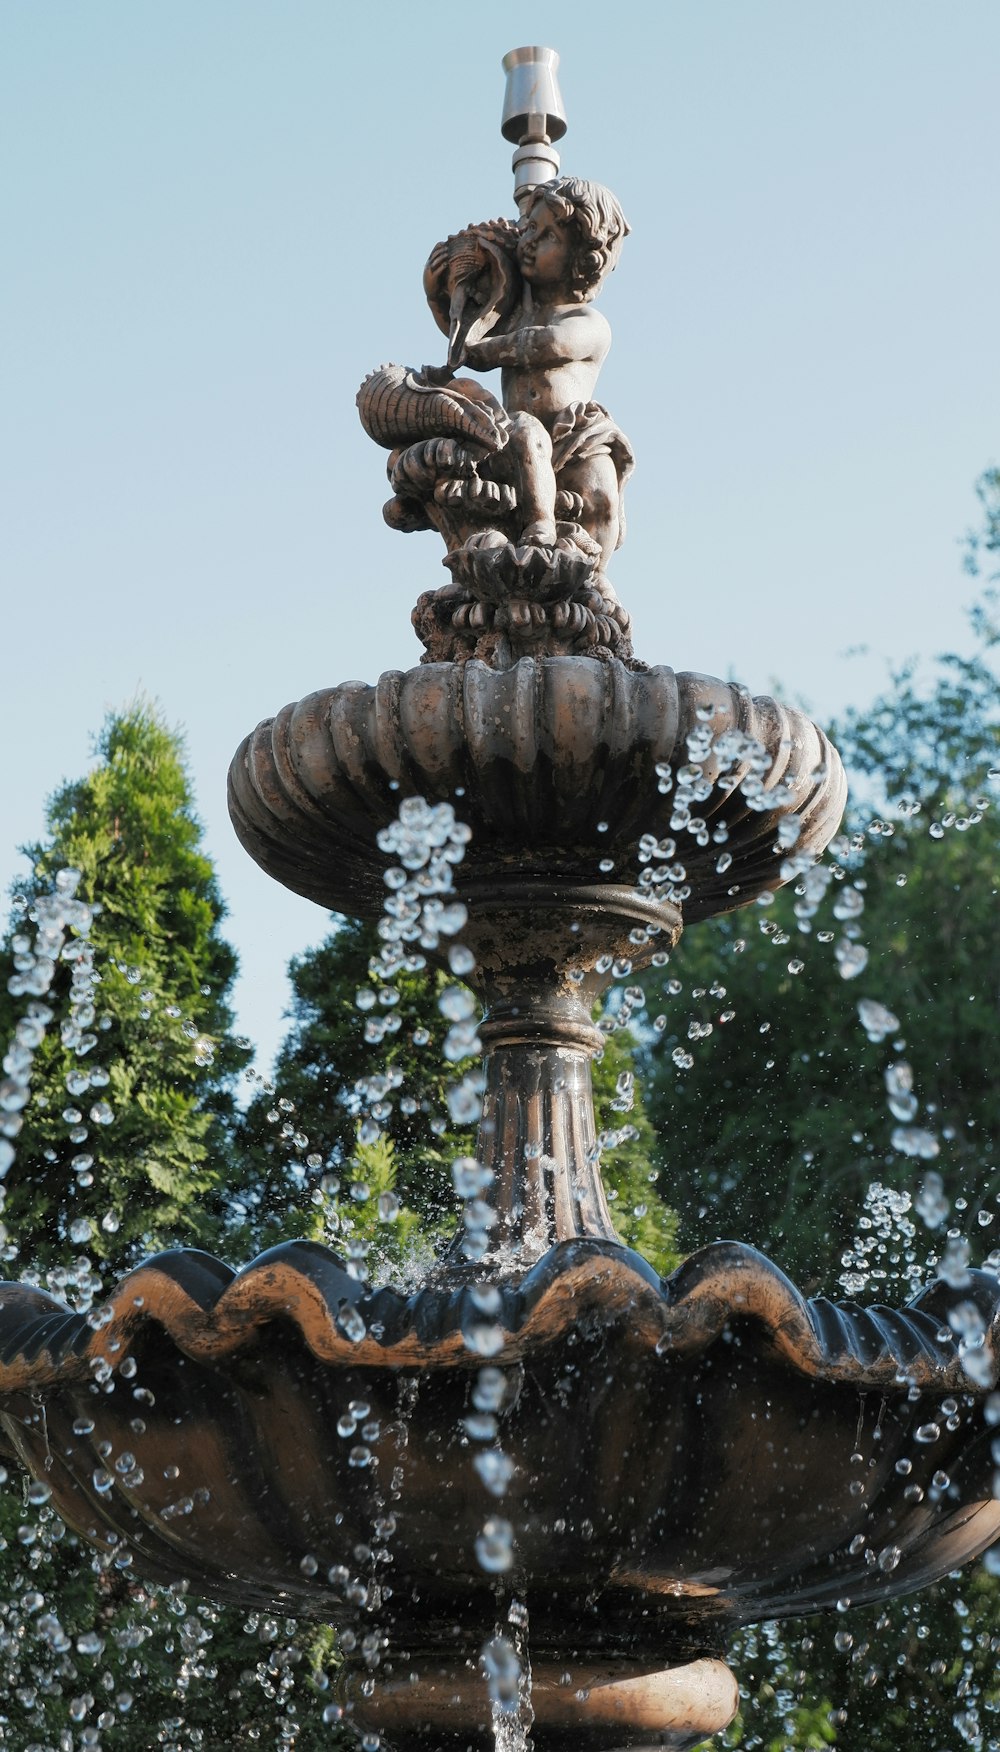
0;704;347;1752
0;703;251;1281
677;472;1000;1748
236;915;475;1250
592;1021;680;1273
639;509;1000;1287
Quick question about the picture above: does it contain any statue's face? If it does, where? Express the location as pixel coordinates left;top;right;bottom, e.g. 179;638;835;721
518;201;572;288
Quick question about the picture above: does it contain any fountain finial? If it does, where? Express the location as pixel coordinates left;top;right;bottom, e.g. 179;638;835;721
500;45;567;210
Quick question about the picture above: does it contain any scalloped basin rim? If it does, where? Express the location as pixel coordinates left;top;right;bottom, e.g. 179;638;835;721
226;658;849;927
0;1236;996;1395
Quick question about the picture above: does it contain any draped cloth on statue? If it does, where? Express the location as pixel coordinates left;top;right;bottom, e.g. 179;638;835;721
550;400;635;549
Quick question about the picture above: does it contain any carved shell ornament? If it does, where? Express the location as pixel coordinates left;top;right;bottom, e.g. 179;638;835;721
422;219;522;366
356;362;510;452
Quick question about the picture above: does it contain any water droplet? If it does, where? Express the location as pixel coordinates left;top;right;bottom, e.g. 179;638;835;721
475;1517;514;1573
439;986;476;1022
464;1412;498;1440
474;1449;515;1496
891;1126;939;1160
915;1170;949;1229
447;1075;484;1124
834;940;868;981
857;998;900;1043
462;1318;505;1357
377;1191;400;1224
473;1367;506;1412
336;1305;367;1344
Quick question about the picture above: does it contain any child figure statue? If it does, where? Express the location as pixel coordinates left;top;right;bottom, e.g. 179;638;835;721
357;178;637;668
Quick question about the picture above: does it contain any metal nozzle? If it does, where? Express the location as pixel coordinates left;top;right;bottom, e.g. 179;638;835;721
501;46;566;208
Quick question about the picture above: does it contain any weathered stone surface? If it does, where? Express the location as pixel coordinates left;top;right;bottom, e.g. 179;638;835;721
1;1237;997;1664
358;177;636;666
227;656;846;929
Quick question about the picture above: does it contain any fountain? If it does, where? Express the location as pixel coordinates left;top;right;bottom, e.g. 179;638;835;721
2;45;1000;1752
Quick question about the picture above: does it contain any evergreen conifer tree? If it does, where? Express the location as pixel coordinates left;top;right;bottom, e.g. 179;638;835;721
0;703;251;1283
0;704;351;1750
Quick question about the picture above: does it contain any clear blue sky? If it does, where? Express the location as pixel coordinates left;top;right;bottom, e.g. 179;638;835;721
4;2;998;1069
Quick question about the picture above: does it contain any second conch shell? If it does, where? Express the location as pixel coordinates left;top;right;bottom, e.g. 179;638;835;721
356;364;509;453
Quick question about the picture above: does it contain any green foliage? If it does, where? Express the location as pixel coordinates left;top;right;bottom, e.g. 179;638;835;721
0;1481;347;1750
691;1572;1000;1751
0;703;250;1278
674;474;1000;1747
235;915;477;1254
592;1026;680;1274
0;703;320;1752
236;913;678;1275
639;541;1000;1288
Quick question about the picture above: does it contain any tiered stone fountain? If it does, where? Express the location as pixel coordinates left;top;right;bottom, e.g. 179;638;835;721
1;46;999;1752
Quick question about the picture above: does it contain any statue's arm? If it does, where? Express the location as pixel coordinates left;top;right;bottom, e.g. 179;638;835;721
465;308;608;371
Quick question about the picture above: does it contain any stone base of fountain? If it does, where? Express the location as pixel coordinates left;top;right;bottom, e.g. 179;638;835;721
341;1653;739;1751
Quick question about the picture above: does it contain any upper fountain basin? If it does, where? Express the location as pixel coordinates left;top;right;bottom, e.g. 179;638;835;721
227;657;846;940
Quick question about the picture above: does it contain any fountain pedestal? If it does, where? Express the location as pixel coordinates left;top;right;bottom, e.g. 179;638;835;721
344;1655;739;1752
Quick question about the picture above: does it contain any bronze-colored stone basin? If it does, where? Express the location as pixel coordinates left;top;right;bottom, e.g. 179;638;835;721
1;1235;997;1665
227;657;846;931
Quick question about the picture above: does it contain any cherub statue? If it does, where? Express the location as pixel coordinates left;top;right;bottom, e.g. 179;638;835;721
358;178;636;667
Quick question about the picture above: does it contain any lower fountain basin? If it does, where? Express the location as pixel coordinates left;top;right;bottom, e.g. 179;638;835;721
0;1236;997;1664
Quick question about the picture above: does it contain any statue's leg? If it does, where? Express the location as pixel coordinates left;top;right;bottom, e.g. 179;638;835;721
503;412;558;546
558;453;620;568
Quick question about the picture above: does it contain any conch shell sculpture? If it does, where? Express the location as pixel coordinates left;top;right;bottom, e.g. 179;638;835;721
357;363;509;452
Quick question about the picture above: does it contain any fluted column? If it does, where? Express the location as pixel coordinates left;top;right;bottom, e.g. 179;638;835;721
475;990;618;1250
448;880;683;1263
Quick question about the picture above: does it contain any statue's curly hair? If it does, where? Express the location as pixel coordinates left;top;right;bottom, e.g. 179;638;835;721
526;178;630;302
